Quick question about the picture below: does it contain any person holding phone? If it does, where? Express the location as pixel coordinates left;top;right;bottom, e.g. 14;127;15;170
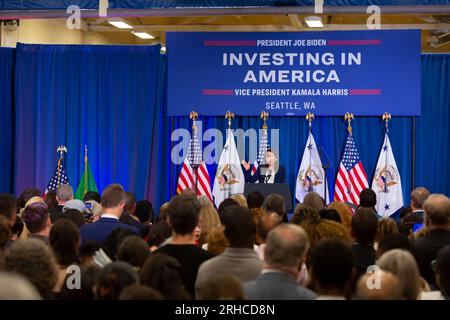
241;150;285;184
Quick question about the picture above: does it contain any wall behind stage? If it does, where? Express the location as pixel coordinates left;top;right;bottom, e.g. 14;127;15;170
1;48;449;213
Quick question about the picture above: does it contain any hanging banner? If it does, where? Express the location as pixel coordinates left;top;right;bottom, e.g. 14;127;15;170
167;30;421;116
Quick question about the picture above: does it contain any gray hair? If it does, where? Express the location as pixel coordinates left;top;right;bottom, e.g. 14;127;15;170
423;194;450;226
56;184;73;202
377;249;421;300
264;224;309;268
0;272;41;300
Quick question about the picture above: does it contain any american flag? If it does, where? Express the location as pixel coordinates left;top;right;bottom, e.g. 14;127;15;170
176;158;212;202
45;156;70;194
334;135;368;206
252;127;269;176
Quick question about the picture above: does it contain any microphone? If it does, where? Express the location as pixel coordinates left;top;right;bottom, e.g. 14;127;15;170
264;169;273;183
259;164;269;168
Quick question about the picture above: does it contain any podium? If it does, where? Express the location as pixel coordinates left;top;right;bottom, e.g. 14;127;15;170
243;183;292;213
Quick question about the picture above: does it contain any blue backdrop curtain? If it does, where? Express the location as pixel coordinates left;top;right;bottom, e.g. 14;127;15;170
0;47;14;193
14;43;162;200
5;46;450;212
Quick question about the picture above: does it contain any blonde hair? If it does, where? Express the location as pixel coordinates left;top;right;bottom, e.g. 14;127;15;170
199;204;222;245
377;217;398;242
328;201;353;230
206;226;229;254
230;194;248;208
377;249;421;300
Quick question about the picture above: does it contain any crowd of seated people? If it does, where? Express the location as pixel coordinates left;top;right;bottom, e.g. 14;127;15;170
0;184;449;300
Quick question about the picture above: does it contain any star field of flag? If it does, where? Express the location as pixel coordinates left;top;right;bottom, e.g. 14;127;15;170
342;136;360;171
46;161;69;191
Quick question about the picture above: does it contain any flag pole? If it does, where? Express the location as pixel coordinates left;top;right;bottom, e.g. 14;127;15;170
344;113;354;194
382;113;392;193
189;111;200;196
225;111;234;196
260;111;269;166
56;145;67;187
84;145;88;196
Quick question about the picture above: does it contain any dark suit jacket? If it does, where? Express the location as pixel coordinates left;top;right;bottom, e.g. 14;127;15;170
79;217;138;244
244;165;286;184
244;271;316;300
120;212;150;238
414;228;450;287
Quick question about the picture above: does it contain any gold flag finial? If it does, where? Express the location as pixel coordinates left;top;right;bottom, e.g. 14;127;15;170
57;145;68;159
225;111;235;128
190;111;199;132
382;112;392;132
306;112;315;130
260;111;269;129
344;112;354;136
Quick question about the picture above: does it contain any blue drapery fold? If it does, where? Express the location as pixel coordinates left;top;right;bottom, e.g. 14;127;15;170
0;48;14;192
14;43;161;200
4;44;450;211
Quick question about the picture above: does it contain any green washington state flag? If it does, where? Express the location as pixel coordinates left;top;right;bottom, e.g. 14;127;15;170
75;147;98;200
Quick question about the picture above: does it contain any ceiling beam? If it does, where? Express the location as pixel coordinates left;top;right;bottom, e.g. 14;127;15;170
1;6;450;19
89;23;450;32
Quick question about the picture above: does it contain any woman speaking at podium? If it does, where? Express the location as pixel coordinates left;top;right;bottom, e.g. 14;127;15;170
241;150;285;183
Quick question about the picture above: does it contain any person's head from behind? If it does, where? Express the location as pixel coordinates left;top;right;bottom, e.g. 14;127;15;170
221;206;254;248
139;253;190;299
83;191;101;203
0;193;17;226
17;188;41;210
147;221;172;250
328;202;353;230
377;217;398;243
0;272;41;300
167;195;200;238
263;193;286;222
217;198;239;222
22;201;51;236
264;224;309;276
56;184;73;205
359;188;377;208
135;200;154;224
410;187;430;211
377;249;421;300
303;192;325;212
124;192;136;215
351;207;379;245
436;245;450;299
101;184;126;217
257;212;282;244
61;208;85;228
44;190;58;213
423;194;450;228
0;216;12;251
59;263;102;300
79;240;103;266
230;194;248;208
319;209;341;223
103;228;135;260
355;270;402;300
5;238;58;298
198;204;221;245
197;273;245;300
246;191;264;210
119;284;163;300
377;233;417;260
310;239;354;296
96;261;139;300
117;235;150;269
49;219;80;266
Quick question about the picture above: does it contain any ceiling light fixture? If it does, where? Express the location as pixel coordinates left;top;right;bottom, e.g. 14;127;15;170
304;16;324;28
107;18;133;29
132;31;155;39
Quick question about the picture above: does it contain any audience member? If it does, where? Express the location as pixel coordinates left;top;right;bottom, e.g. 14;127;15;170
205;226;229;255
319;208;342;223
377;249;421;300
117;235;150;269
16;188;41;212
355;271;402;300
359;188;377;209
196;206;262;299
44;190;58;213
303;192;325;212
147;221;172;251
244;224;315;300
0;272;41;300
310;239;354;300
50;184;73;222
415;194;450;287
155;195;214;297
263;193;287;222
377;233;419;261
119;284;163;300
290;204;317;225
255;212;282;260
11;216;24;241
351;207;378;283
4;238;58;299
435;245;450;299
230;194;248;208
83;191;101;203
0;216;12;251
246;191;264;210
95;261;139;300
59;263;102;300
139;253;191;299
328;201;353;230
0;193;17;226
103;227;136;260
217;198;239;221
22;201;51;243
80;184;138;244
157;202;170;223
376;217;398;247
120;192;150;238
198;202;221;245
197;273;245;300
79;240;104;266
61;208;86;228
399;187;430;236
135;200;155;224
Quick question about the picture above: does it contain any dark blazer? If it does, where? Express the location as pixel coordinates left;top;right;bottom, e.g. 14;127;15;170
244;165;286;184
80;217;138;244
120;212;150;238
414;228;450;288
244;271;316;300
